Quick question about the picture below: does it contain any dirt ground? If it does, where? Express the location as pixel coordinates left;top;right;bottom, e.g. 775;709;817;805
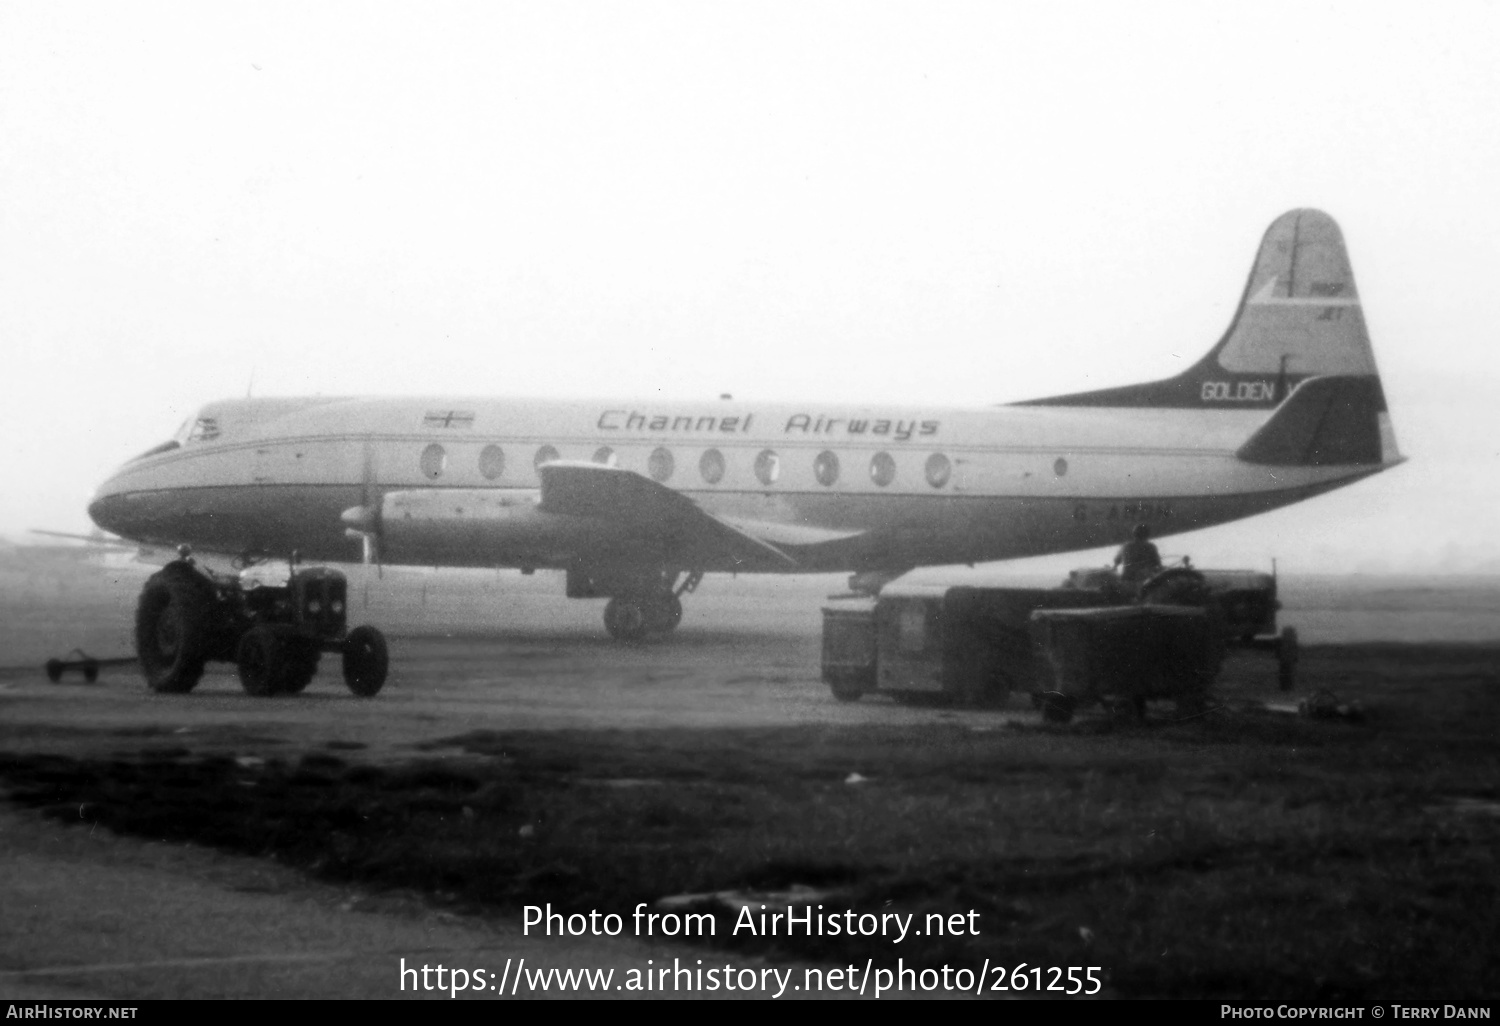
0;567;1013;1000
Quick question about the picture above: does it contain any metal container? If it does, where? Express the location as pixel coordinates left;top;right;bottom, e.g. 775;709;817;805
1029;605;1222;720
820;597;879;701
821;584;1100;705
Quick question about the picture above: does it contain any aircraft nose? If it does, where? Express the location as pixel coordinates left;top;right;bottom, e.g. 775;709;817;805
88;470;137;539
88;489;125;537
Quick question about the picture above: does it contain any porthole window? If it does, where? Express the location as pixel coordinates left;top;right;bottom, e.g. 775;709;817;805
648;446;675;482
1054;457;1069;477
479;444;505;480
534;444;559;470
593;446;617;466
813;450;840;487
699;448;726;484
754;449;780;486
869;451;896;487
420;443;447;480
924;453;951;488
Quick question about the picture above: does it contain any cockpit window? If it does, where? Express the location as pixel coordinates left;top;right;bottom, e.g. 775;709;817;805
171;414;222;445
128;440;181;463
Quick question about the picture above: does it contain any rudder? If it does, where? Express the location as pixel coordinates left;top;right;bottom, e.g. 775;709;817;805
1020;209;1386;411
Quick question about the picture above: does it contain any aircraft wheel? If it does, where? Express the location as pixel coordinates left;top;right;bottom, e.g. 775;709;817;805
135;567;213;694
643;594;683;635
604;597;650;641
236;626;285;698
342;625;388;697
1276;627;1299;691
45;660;62;683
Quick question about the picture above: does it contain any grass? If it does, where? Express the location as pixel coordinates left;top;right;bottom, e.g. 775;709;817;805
2;643;1498;999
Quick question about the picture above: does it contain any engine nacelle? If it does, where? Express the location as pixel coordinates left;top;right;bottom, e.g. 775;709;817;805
375;489;641;567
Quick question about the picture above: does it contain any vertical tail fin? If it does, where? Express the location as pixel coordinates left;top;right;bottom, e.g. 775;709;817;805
1021;209;1387;412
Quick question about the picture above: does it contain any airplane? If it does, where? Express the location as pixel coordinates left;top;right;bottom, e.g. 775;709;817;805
88;208;1401;693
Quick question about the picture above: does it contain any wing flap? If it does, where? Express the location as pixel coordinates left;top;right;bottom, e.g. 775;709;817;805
538;461;799;570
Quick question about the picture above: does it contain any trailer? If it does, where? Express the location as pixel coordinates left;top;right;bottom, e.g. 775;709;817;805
1028;604;1223;722
820;584;1100;704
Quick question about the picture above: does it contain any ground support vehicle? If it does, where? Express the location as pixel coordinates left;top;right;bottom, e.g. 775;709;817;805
1065;564;1299;690
1028;605;1222;723
133;552;389;697
820;585;1100;704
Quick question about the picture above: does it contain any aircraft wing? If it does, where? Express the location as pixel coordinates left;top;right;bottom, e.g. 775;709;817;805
537;461;800;571
28;528;136;551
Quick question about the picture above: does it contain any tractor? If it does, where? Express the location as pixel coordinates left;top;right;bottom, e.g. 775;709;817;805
133;549;389;697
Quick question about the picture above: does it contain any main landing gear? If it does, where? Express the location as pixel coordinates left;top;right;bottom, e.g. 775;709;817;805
603;593;683;641
582;569;701;642
133;549;390;698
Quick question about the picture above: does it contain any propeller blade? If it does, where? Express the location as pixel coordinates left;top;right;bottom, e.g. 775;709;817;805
363;436;383;579
341;436;385;578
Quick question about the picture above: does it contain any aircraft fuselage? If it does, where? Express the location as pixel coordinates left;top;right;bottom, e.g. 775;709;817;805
88;394;1386;574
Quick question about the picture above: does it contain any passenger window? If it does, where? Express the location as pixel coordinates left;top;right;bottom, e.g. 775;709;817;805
593;446;617;466
870;452;896;487
1054;457;1069;477
479;445;505;480
813;450;839;487
699;448;726;484
754;449;780;486
924;453;951;488
420;443;447;480
648;447;675;482
534;445;559;470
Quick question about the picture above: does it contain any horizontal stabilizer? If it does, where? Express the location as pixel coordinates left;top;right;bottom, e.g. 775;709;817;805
1236;376;1384;466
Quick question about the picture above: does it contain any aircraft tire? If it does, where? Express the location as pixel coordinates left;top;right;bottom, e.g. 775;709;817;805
604;597;650;641
236;626;285;697
135;567;213;694
643;594;683;635
342;625;388;697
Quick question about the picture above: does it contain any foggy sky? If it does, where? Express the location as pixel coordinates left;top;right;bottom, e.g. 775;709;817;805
3;2;1497;574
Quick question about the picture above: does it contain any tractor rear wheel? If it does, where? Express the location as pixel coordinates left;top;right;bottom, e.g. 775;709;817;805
135;567;215;694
